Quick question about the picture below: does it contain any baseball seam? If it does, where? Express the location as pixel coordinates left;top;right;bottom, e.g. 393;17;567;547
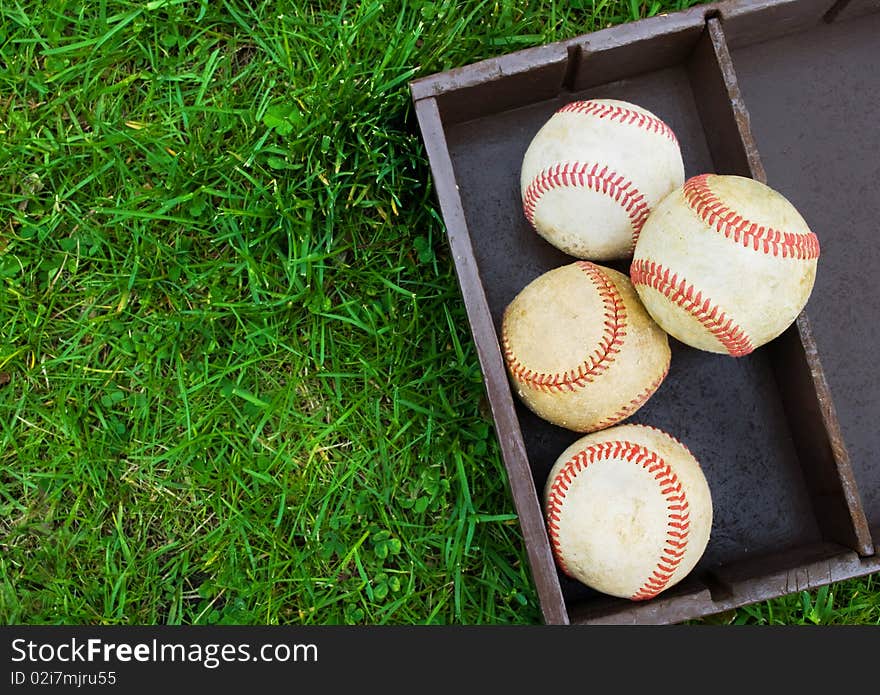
545;439;691;601
630;258;754;357
522;162;650;251
683;174;820;260
502;261;626;393
557;100;678;144
589;355;670;431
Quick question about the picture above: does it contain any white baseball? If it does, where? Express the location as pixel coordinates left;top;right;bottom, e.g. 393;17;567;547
631;174;820;356
543;424;713;600
501;261;670;433
520;98;685;260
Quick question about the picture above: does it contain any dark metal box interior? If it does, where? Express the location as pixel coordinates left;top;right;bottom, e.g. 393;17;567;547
410;0;880;624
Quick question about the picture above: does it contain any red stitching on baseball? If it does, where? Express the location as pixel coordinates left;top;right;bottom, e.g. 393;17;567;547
557;100;678;144
503;262;626;393
522;162;650;250
589;355;670;431
630;258;754;356
545;439;690;600
683;174;820;260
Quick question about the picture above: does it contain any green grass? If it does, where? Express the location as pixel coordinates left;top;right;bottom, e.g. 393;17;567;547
1;0;877;626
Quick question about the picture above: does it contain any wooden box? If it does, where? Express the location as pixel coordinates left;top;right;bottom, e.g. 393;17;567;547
410;0;880;624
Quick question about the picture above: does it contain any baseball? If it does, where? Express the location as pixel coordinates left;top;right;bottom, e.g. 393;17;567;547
501;261;670;433
543;424;713;600
630;174;820;356
520;98;685;260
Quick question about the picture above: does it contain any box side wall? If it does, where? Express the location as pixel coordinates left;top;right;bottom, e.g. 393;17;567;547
412;97;571;624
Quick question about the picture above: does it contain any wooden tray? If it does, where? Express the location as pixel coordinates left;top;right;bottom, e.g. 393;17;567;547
410;0;880;624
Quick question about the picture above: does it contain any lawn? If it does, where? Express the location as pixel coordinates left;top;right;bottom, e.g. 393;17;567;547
1;0;877;626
